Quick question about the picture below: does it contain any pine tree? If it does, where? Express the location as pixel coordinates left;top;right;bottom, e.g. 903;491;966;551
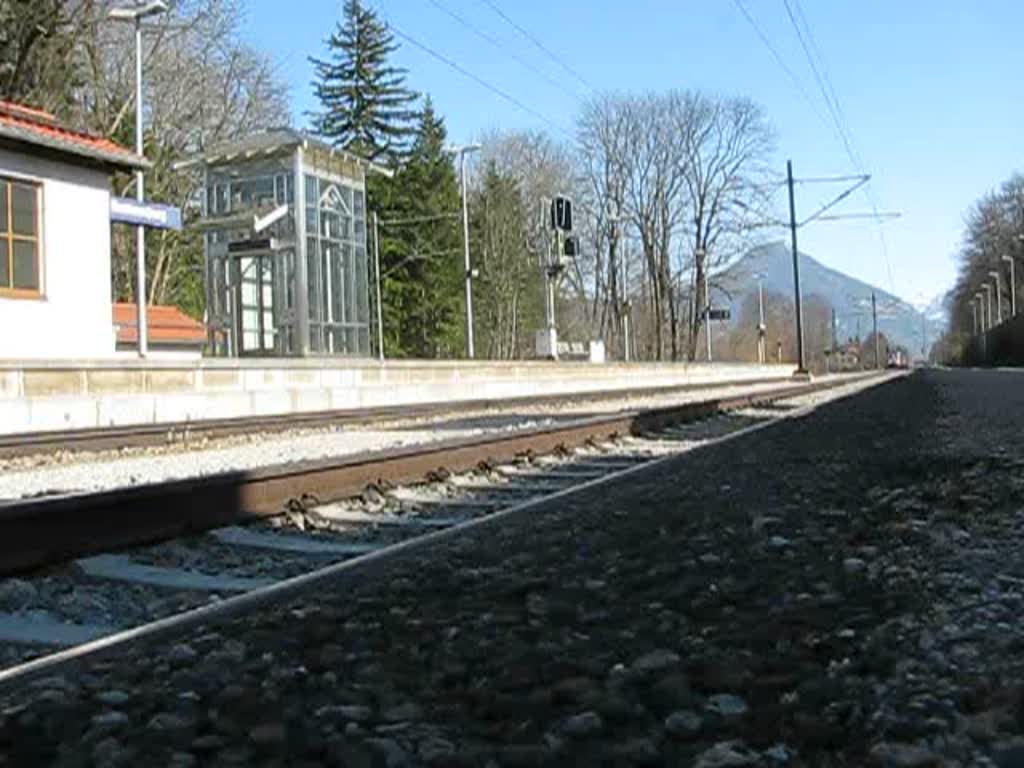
308;0;419;163
374;98;464;357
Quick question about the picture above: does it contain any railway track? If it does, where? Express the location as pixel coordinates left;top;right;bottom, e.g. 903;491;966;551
0;374;795;460
0;372;897;688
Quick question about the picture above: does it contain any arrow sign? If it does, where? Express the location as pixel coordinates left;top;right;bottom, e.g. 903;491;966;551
110;197;182;231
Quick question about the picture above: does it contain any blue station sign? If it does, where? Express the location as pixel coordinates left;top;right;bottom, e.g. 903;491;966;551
110;197;183;231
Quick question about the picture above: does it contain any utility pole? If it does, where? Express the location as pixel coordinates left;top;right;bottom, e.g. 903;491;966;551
450;144;480;358
786;160;807;373
871;291;879;369
830;306;837;373
372;212;384;361
757;279;766;364
704;257;712;362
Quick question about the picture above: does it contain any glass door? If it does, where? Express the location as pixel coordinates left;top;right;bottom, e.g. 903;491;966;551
232;252;278;355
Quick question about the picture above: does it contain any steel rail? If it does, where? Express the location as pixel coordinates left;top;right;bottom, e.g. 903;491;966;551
0;375;880;577
0;370;905;693
0;375;797;460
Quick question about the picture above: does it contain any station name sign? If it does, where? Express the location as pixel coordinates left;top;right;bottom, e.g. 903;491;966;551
110;197;183;231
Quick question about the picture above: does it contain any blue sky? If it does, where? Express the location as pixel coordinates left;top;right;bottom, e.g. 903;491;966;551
244;0;1024;306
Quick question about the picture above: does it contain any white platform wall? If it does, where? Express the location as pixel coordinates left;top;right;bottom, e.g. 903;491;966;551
0;359;797;435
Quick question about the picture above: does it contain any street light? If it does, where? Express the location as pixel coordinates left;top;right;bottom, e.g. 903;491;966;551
983;283;994;330
989;270;1003;325
109;0;168;358
1005;255;1017;317
445;144;481;359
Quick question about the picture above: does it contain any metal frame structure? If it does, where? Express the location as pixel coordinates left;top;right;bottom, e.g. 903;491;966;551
183;130;389;358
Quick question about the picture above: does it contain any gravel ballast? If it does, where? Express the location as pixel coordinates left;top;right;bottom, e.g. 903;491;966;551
3;369;1022;766
0;378;849;500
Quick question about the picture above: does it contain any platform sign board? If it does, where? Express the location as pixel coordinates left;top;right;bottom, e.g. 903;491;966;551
110;197;183;231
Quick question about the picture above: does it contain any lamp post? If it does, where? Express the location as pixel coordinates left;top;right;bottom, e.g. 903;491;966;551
1004;255;1017;317
446;144;481;359
109;1;167;359
989;270;1003;325
983;284;993;331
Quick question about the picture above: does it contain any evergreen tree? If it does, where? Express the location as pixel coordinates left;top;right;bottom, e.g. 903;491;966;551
308;0;419;163
374;98;463;357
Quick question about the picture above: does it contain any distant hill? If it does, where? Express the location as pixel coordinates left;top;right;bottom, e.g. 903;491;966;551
713;242;941;359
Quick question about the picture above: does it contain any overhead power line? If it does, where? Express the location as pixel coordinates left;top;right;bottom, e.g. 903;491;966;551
729;0;832;134
781;0;896;294
477;0;592;91
781;0;857;166
425;0;580;101
385;20;573;138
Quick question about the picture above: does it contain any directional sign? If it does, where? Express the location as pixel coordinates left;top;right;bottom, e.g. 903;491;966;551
110;197;183;231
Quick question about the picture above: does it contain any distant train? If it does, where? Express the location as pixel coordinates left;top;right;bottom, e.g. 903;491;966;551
886;349;910;369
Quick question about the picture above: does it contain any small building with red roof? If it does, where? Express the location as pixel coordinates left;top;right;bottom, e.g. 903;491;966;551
0;100;148;360
112;303;206;358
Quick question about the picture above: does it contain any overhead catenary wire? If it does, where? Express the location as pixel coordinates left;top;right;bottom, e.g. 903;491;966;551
385;20;573;138
424;0;581;101
781;0;897;293
729;0;834;135
477;0;592;91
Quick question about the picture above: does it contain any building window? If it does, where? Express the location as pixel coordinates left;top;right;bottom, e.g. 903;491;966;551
0;178;41;296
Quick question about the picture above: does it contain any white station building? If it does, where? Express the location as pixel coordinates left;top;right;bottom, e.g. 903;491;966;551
0;101;148;360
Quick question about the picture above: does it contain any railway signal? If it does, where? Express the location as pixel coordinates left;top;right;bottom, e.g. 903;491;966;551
550;196;573;232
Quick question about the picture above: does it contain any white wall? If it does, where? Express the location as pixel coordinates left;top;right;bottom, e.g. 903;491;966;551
0;148;114;360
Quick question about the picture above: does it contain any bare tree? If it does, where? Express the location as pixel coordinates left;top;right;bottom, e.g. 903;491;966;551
679;93;775;360
573;90;773;361
946;173;1024;354
0;1;289;315
576;93;632;357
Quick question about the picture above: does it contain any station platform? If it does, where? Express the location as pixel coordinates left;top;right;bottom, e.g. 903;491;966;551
0;358;795;436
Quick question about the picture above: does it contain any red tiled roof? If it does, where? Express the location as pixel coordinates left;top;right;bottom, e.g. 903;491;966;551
114;303;206;346
0;101;148;171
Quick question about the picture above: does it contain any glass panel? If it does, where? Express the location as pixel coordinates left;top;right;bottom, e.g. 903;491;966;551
331;245;345;324
12;240;37;290
355;245;369;322
0;241;8;287
0;184;7;232
307;237;321;321
11;184;36;236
